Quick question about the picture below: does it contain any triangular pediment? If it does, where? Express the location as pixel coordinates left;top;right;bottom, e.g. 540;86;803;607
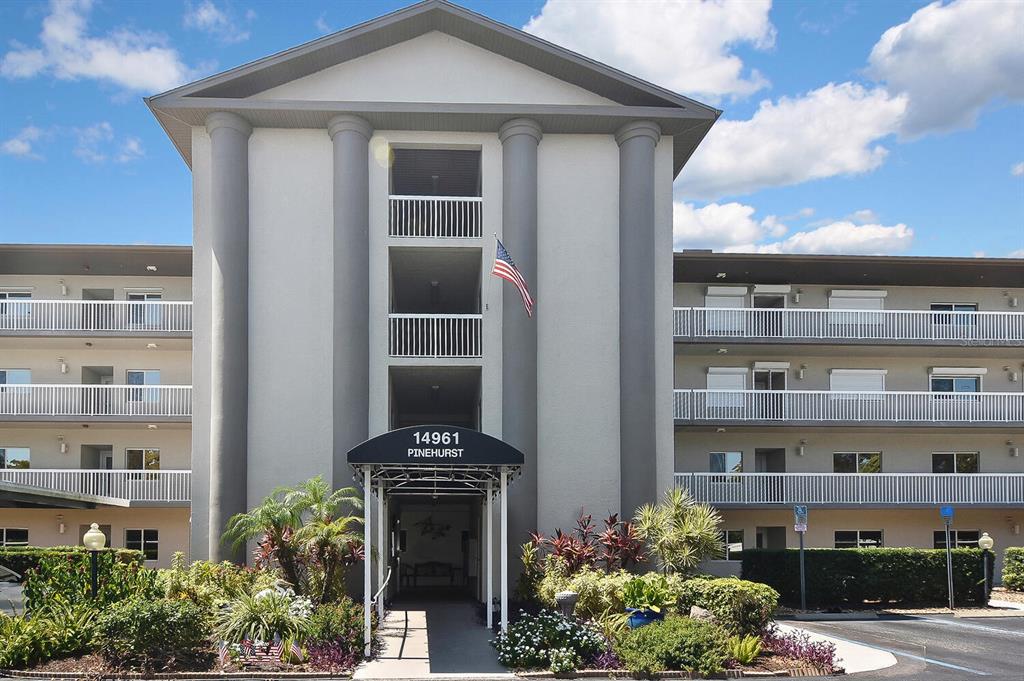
253;31;617;106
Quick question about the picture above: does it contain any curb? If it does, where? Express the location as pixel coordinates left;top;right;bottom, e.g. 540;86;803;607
516;667;830;678
1;671;352;680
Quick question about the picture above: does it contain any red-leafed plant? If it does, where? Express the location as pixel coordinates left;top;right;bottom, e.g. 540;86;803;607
527;510;646;575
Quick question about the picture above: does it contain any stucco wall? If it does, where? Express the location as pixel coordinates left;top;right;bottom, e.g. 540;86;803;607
0;427;190;470
0;348;191;385
0;275;191;300
190;126;212;560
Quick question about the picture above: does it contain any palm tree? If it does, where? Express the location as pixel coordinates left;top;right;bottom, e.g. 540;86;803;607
222;492;304;588
633;487;724;574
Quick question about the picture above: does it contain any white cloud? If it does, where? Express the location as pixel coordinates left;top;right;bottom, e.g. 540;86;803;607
315;13;331;34
1008;249;1024;259
116;136;145;163
1;0;194;93
1012;162;1024;177
673;200;786;251
847;209;879;224
72;122;143;164
184;1;251;44
867;0;1024;137
1;126;44;159
739;221;914;255
678;82;907;199
524;0;775;101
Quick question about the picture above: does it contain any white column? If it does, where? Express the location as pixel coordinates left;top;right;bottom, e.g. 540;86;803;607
377;484;385;621
363;466;372;658
500;466;508;632
486;479;493;630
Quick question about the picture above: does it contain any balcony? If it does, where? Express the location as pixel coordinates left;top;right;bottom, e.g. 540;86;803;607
675;472;1024;508
0;300;191;336
0;385;192;421
388;196;483;238
674;389;1024;426
673;307;1024;346
0;469;191;506
388;314;483;358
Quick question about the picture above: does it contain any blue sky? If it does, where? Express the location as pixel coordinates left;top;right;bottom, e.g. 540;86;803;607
0;0;1021;256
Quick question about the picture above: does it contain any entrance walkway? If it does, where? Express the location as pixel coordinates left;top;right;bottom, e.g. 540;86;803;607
354;600;511;680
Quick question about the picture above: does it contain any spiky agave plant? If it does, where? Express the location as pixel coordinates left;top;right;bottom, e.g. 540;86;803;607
632;487;724;574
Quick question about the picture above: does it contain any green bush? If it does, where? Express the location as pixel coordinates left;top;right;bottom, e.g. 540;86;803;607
308;597;365;648
0;546;143;583
22;550;159;612
0;603;97;669
1004;547;1024;592
215;587;314;645
677;577;778;635
492;610;605;670
741;548;992;607
536;559;684;621
727;634;762;665
157;553;280;608
95;598;212;670
614;615;728;678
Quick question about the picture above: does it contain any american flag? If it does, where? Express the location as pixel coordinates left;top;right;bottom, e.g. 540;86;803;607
491;237;535;317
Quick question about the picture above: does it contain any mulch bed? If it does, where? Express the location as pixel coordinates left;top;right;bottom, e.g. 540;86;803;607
516;654;837;678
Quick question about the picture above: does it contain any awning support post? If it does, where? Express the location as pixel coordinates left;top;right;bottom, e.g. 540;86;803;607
377;482;385;622
486;478;493;630
500;465;508;633
363;465;372;658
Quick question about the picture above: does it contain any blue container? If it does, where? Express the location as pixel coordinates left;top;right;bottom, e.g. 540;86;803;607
626;607;665;629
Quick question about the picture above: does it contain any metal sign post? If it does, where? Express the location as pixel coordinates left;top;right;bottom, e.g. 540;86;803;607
794;505;808;611
941;505;955;611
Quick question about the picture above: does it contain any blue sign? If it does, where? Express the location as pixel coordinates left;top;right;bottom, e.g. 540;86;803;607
794;505;808;525
940;505;954;522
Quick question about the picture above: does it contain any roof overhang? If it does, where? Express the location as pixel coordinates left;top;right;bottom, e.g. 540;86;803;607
147;0;719;175
0;244;192;277
674;251;1024;288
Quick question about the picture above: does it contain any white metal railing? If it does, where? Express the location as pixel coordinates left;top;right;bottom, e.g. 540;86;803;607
388;314;483;358
388;195;483;238
0;469;191;504
0;300;191;334
0;385;192;418
674;307;1024;344
674;389;1024;423
675;472;1024;506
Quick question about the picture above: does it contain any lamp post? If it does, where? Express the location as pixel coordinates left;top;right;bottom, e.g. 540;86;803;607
978;532;994;604
82;523;106;599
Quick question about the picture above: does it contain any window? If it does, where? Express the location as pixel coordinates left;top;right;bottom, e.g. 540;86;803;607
723;529;744;560
0;369;31;385
828;290;885;326
0;291;31;317
829;369;886;393
0;447;30;469
126;370;160;402
0;528;28;547
930;303;978;326
126;448;160;470
833;452;882;473
710;452;743;474
125;529;159;561
834;530;883;549
127;291;162;326
930;375;981;393
933;530;980;549
932;452;980;474
707;367;746;409
704;286;746;334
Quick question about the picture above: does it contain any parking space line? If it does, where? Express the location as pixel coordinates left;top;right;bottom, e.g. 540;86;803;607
917;616;1024;638
808;629;991;676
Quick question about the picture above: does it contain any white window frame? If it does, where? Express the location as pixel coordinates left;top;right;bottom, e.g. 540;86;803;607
723;529;744;561
125;447;160;471
0;369;31;385
0;446;30;470
929;371;984;393
710;451;743;476
0;528;29;547
832;451;882;474
834;530;884;549
126;370;161;403
931;451;980;474
124;528;159;562
933;529;980;549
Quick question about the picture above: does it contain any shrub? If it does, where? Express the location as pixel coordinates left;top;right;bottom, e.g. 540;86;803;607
95;598;211;670
727;634;762;665
760;625;841;674
491;610;605;670
158;553;280;608
614;615;728;678
677;577;778;635
1004;547;1024;592
622;574;676;613
548;647;581;674
536;561;684;621
22;550;159;612
0;546;143;583
633;487;723;574
307;597;366;652
215;586;314;645
0;603;97;669
742;548;992;607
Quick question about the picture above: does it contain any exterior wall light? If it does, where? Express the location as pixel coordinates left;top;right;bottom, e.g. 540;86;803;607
59;279;68;296
797;439;807;456
1009;441;1019;457
58;435;68;454
798;364;807;381
58;357;68;374
792;289;802;304
57;514;65;535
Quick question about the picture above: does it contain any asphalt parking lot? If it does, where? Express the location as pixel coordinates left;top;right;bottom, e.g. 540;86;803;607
792;614;1024;680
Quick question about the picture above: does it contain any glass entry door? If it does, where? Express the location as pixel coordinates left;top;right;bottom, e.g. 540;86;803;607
753;369;786;419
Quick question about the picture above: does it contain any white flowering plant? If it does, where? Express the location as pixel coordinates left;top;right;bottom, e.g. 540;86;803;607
492;610;604;670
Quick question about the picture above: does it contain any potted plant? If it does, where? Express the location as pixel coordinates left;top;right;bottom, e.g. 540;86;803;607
622;575;674;628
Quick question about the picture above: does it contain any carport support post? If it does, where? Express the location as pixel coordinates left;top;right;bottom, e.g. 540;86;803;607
363;465;372;658
486;479;493;630
377;484;385;622
500;465;508;632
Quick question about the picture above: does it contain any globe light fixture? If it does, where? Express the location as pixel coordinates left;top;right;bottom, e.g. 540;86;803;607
978;532;994;551
978;531;995;603
82;523;106;598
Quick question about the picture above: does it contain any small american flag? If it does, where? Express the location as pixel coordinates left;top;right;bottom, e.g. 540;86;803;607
217;642;231;668
491;237;535;317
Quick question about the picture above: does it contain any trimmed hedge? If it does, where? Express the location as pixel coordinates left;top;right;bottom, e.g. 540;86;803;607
676;577;778;635
0;546;144;582
1005;547;1024;592
741;548;993;607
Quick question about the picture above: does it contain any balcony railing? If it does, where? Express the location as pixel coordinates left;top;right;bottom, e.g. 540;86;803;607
673;307;1024;345
0;300;192;334
388;314;483;358
0;469;191;504
675;472;1024;507
388;195;483;238
0;385;192;419
674;389;1024;424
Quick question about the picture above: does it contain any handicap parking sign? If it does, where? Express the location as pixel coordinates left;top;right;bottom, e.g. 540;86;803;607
940;505;954;524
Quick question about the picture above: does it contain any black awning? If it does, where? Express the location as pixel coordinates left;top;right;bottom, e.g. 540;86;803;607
347;426;524;466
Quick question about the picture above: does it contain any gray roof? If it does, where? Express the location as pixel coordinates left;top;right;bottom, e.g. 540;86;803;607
674;251;1024;288
147;0;719;174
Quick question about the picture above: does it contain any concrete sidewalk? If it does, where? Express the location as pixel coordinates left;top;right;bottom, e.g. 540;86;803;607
353;600;512;680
